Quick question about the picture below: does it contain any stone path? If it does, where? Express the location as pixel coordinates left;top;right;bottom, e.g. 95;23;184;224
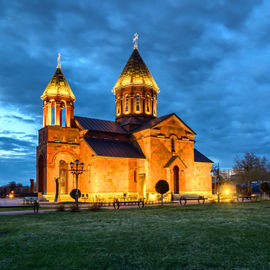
0;209;56;215
0;200;195;215
0;197;262;216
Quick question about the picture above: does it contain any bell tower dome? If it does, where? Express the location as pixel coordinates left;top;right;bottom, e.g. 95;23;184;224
41;54;75;128
113;36;159;131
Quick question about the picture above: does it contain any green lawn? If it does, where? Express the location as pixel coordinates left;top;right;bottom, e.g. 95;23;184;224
1;202;270;270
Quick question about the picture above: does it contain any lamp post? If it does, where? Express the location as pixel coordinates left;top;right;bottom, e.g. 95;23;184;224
69;159;85;206
211;164;220;203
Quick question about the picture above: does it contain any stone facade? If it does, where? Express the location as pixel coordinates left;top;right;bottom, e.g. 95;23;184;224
36;47;213;202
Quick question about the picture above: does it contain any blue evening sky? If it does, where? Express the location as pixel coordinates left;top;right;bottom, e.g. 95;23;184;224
0;0;270;185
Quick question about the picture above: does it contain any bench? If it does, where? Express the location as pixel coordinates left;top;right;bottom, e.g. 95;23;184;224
179;196;207;205
113;199;144;209
23;197;38;205
237;195;257;202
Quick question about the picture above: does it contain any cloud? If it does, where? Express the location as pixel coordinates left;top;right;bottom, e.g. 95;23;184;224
0;0;270;184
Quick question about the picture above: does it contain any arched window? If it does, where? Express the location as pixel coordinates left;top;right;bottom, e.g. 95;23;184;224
146;95;150;112
171;138;175;153
136;94;140;111
59;160;68;194
125;95;129;112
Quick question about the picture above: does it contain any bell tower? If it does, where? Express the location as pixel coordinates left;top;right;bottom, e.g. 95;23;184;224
112;34;159;131
37;54;80;196
41;54;75;127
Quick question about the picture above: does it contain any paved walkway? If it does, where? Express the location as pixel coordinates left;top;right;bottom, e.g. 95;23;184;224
0;200;199;215
0;209;56;215
1;197;265;216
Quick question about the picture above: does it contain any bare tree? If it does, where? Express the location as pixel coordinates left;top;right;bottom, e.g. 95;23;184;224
233;152;270;183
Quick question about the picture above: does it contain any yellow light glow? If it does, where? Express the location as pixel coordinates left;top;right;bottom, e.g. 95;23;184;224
224;189;230;195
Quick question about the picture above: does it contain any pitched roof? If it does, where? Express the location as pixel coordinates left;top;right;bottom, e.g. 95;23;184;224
41;68;75;101
132;113;196;134
75;116;127;134
194;149;213;163
84;138;145;158
164;155;187;168
113;48;159;93
132;114;173;133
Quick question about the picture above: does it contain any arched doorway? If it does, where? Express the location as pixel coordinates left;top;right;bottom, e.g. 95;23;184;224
59;160;68;194
38;155;45;193
137;173;145;199
173;166;179;194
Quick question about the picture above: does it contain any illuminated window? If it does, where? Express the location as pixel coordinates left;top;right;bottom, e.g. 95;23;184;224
125;95;129;112
136;94;140;111
171;138;175;153
147;95;150;112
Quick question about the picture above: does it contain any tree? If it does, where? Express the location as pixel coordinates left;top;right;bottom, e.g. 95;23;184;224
155;180;169;205
233;152;270;184
70;189;81;203
259;182;270;199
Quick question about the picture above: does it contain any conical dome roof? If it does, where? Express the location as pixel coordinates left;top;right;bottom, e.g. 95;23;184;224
113;48;159;94
41;68;75;101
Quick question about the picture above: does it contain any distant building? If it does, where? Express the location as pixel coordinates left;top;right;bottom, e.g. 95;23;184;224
36;42;213;202
220;169;237;180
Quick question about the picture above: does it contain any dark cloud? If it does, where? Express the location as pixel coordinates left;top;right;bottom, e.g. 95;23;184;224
0;115;36;124
0;137;35;152
0;0;269;184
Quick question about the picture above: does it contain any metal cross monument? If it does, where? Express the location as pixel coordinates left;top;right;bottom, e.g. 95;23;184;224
57;52;61;68
133;33;139;49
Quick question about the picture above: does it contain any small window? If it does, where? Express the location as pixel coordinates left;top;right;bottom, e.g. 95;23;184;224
136;95;140;111
134;170;137;183
125;95;129;112
171;138;175;153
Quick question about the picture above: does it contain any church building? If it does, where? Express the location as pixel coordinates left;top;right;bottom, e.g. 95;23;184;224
36;40;213;202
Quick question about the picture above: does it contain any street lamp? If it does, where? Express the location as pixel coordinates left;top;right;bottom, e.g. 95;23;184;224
69;159;85;206
211;164;220;203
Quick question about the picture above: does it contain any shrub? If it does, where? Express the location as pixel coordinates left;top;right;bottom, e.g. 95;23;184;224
70;204;80;212
259;182;270;199
209;199;217;204
70;189;81;200
155;180;169;205
259;182;270;193
56;205;65;212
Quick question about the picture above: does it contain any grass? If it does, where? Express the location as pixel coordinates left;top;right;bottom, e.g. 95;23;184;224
1;201;270;270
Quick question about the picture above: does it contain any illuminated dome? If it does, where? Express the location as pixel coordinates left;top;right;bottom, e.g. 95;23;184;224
113;48;159;94
41;68;75;101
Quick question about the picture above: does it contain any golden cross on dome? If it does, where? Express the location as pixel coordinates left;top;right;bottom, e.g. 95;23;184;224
133;33;139;49
57;52;61;68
